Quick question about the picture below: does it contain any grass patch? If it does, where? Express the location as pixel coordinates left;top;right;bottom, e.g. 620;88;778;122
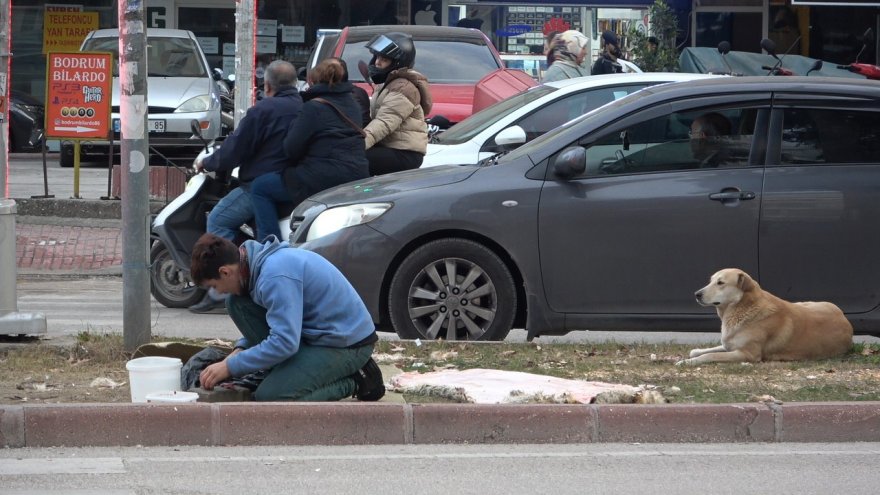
1;334;878;404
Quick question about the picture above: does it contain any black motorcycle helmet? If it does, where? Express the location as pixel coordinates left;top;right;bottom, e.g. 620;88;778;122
366;32;416;84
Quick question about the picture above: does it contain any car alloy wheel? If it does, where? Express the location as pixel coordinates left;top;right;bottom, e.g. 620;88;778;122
389;238;516;341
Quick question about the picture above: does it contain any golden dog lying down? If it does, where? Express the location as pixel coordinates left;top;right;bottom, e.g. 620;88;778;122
676;268;853;365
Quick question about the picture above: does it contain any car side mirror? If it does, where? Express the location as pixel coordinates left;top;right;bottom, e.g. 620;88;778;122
494;125;527;148
553;147;586;179
212;68;223;81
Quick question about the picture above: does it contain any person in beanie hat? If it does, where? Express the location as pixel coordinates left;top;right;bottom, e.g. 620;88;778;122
592;31;624;75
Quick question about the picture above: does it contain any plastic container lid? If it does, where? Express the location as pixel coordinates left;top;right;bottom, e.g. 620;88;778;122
125;356;182;371
145;391;199;403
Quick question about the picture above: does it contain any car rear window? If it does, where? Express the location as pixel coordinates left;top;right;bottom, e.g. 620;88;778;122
341;39;500;84
81;36;207;78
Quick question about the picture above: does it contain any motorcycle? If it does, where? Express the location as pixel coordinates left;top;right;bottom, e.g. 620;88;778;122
760;37;823;76
838;28;880;81
213;68;235;135
149;120;292;308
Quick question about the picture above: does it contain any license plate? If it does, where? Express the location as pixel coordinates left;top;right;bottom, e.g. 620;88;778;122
113;119;166;133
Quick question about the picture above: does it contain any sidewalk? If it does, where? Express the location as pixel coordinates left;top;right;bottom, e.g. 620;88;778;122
16;216;123;275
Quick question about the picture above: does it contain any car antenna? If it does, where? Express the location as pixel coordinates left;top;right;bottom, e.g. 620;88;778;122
761;29;806;76
716;41;740;76
854;28;873;63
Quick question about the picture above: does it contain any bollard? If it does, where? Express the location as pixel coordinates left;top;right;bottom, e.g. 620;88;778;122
0;199;46;335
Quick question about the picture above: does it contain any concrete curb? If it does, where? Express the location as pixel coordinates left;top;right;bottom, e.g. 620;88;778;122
2;402;879;448
13;198;167;219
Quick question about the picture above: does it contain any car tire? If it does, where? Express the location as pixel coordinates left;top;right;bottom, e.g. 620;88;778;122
60;143;75;168
149;240;205;308
389;238;516;341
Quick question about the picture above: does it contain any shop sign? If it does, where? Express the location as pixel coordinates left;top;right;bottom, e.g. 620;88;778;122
45;52;113;140
497;24;533;37
43;8;98;53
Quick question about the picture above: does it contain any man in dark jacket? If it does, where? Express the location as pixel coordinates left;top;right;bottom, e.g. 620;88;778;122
189;60;302;313
591;31;624;75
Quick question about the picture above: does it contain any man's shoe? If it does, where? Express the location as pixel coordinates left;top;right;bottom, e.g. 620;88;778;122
188;296;227;314
352;357;385;401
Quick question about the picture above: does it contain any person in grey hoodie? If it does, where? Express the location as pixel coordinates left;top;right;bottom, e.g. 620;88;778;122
190;233;384;402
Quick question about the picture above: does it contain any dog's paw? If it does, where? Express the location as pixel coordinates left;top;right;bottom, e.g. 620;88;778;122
675;358;697;366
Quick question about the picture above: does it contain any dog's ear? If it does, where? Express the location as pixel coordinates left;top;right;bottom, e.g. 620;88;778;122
737;272;755;292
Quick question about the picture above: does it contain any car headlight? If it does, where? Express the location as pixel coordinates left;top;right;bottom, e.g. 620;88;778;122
175;95;213;113
306;203;392;242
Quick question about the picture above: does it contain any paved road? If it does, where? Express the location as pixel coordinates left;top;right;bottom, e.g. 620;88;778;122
6;152;117;200
2;443;880;494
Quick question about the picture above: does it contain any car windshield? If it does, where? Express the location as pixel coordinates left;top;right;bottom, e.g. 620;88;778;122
435;85;557;145
342;39;500;84
82;36;207;78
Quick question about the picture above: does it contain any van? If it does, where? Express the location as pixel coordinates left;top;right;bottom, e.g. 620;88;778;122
60;28;222;167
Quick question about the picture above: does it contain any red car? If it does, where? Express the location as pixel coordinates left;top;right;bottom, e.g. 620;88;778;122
306;25;524;124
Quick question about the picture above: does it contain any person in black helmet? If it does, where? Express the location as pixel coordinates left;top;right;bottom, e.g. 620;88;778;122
363;32;433;175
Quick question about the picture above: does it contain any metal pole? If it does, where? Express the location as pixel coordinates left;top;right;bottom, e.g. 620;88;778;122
119;0;151;351
234;0;256;127
0;0;9;198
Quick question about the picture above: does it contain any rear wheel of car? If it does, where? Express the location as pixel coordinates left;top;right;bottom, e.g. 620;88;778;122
389;238;516;341
149;240;205;308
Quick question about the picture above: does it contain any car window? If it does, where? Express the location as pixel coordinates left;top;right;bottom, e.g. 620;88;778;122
581;106;759;176
341;40;500;84
516;84;649;142
82;36;207;78
435;85;556;145
780;108;880;165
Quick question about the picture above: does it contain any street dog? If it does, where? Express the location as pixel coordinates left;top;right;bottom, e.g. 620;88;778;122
676;268;853;365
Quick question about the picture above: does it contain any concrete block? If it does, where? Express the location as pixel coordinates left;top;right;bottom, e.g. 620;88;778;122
597;403;775;443
0;406;25;448
781;402;880;442
214;403;407;446
24;404;213;447
411;404;594;444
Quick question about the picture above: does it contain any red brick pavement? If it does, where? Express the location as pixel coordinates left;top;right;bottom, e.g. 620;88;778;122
15;223;123;271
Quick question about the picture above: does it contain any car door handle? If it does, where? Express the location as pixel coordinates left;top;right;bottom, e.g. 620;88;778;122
709;190;756;201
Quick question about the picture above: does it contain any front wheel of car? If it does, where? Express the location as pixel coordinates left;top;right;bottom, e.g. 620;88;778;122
389;238;516;341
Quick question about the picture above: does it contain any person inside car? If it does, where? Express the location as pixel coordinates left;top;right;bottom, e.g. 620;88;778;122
363;32;433;175
689;112;733;167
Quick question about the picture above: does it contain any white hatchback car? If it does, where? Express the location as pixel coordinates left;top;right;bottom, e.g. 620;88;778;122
60;28;222;167
422;73;720;168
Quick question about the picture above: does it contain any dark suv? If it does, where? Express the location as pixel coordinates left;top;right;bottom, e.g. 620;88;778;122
306;25;505;124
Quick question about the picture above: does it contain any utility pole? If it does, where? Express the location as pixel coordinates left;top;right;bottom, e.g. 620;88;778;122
119;0;151;351
1;0;9;197
234;0;256;126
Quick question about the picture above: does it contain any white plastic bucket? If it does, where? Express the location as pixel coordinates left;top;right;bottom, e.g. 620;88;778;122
145;391;199;403
125;356;182;403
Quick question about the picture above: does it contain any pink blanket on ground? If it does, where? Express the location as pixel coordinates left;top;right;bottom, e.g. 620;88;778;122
389;368;637;404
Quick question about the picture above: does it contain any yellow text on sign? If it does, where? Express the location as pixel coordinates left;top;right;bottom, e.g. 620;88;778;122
43;11;98;53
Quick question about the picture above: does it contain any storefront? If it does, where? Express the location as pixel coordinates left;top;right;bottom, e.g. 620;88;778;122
10;0;877;108
692;0;879;64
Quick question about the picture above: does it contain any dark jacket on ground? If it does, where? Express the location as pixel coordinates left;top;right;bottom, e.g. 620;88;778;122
282;82;369;195
202;86;302;183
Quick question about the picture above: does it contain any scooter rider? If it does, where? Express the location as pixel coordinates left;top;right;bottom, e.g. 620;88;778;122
363;32;433;175
189;60;303;313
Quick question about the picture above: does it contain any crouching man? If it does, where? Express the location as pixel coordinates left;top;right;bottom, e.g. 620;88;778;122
190;233;384;401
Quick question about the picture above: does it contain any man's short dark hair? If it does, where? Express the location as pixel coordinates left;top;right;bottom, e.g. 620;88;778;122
190;233;238;285
647;36;659;46
264;60;297;90
695;112;732;138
